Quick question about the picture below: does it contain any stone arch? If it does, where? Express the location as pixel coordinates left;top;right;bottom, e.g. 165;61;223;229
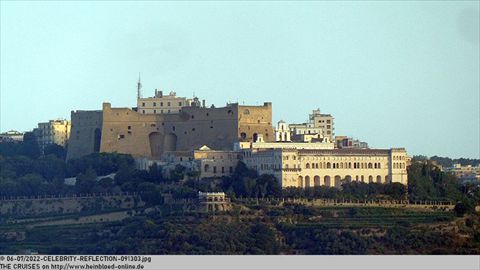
305;176;311;188
149;132;164;158
376;175;382;183
298;176;303;188
314;175;321;187
164;133;177;152
334;175;341;188
368;175;373;183
324;176;331;187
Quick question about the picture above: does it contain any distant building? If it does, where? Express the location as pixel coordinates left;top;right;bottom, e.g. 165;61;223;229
242;147;409;188
446;164;480;183
135;145;241;179
275;120;291;142
198;191;231;212
335;136;369;149
193;146;241;178
0;130;24;142
234;139;335;151
289;108;334;142
34;119;71;153
137;90;196;115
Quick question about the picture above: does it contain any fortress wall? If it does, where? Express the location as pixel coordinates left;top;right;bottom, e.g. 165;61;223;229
66;110;103;160
100;103;163;158
100;103;239;158
167;105;238;152
238;102;274;142
87;102;274;159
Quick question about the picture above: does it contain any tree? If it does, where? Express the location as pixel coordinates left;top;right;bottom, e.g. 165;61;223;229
44;144;66;160
75;167;97;194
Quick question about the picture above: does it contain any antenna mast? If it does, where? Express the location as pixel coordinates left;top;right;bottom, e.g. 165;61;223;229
137;73;142;100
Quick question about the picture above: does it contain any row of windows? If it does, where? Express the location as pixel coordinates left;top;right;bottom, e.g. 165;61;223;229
393;155;406;160
142;109;178;114
305;162;383;169
141;101;182;107
317;120;332;124
285;156;387;161
293;175;389;185
393;162;405;169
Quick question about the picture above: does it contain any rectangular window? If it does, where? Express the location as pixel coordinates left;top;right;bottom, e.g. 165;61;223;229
153;102;157;107
327;120;331;124
213;166;217;173
167;102;171;106
142;102;145;106
221;167;225;173
229;167;233;173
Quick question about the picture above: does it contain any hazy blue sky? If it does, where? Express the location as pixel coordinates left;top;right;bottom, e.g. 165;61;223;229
1;1;479;158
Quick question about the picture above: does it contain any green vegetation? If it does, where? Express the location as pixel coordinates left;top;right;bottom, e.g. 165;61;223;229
1;203;478;255
1;141;479;255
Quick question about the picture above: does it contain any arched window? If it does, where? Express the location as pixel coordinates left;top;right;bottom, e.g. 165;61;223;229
327;162;331;169
306;163;310;169
368;163;373;169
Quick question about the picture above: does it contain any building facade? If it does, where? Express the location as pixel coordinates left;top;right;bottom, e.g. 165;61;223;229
198;191;231;212
35;119;71;153
275;120;291;142
137;90;196;115
0;130;24;142
288;109;334;142
242;148;409;188
446;164;480;183
193;146;241;178
335;136;369;149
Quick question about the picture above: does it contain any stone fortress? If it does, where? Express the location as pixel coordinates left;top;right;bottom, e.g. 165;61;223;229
66;83;409;188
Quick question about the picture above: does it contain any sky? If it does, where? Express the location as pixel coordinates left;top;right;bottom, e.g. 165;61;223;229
0;1;479;159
